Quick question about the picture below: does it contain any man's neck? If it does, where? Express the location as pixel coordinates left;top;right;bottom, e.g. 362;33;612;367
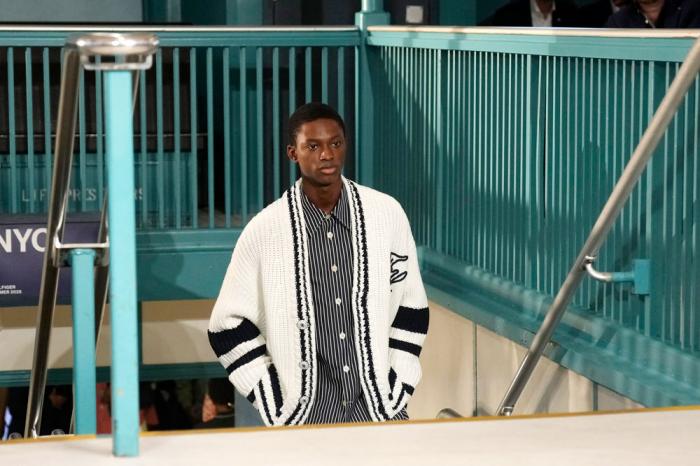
301;178;343;214
536;0;555;15
638;0;665;25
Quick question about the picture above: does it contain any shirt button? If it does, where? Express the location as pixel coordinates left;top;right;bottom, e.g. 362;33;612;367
300;396;309;405
335;298;342;306
342;400;348;407
297;320;308;330
299;361;309;370
339;332;346;340
343;365;350;373
327;231;334;240
331;264;338;273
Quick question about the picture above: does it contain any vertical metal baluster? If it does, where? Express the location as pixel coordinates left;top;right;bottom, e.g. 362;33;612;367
95;57;104;208
8;48;17;213
337;47;345;119
273;47;280;198
25;47;36;213
207;48;214;229
42;48;52;213
305;46;312;102
173;48;182;229
139;68;148;228
223;48;231;228
239;46;248;224
156;49;165;228
78;67;87;212
289;47;297;185
189;48;198;228
321;46;328;104
256;47;263;212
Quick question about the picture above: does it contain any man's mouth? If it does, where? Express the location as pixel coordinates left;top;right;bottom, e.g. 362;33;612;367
319;166;337;175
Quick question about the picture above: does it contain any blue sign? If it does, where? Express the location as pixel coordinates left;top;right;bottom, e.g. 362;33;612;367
0;214;100;307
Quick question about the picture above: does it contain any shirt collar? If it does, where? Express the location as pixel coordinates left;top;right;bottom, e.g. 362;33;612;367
300;183;351;232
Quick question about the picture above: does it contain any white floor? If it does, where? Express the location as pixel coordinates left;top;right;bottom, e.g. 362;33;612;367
2;407;699;465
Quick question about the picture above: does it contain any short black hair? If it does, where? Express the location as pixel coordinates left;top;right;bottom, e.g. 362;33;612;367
288;102;345;146
208;378;235;407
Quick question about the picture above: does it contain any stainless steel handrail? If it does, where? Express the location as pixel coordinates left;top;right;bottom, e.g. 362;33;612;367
25;32;157;439
436;408;463;419
497;37;700;417
25;45;81;439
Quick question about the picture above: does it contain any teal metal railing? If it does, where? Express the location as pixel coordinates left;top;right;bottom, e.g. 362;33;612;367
0;26;360;229
367;27;700;355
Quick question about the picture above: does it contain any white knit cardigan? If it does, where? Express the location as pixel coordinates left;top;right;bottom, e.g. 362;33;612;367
208;177;429;426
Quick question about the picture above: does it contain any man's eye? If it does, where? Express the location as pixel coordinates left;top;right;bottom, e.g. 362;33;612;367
308;144;318;150
331;141;341;148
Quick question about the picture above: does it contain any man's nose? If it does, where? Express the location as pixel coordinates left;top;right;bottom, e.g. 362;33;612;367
320;146;334;160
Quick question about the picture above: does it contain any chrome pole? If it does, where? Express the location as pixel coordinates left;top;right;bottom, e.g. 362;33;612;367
497;37;700;416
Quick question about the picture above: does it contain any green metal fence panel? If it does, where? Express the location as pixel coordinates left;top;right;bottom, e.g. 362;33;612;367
0;28;360;231
368;30;700;354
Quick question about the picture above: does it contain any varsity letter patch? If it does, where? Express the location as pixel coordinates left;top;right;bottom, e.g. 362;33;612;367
390;252;408;284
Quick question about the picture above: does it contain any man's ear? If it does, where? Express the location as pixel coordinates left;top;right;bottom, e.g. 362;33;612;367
287;144;297;162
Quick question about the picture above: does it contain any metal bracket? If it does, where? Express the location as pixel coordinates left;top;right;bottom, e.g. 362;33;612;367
583;256;651;295
53;236;109;268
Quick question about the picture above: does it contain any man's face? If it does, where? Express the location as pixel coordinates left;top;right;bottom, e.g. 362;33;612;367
287;118;346;188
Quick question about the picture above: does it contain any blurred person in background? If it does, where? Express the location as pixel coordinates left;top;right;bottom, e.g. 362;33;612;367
607;0;700;27
481;0;579;27
579;0;631;26
195;378;236;429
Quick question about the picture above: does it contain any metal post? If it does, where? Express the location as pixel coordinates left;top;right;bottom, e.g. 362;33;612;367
68;249;97;435
356;0;389;29
497;37;700;416
355;1;388;186
361;0;384;12
104;69;140;456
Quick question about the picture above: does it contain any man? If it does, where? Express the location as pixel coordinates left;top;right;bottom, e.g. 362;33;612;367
579;0;630;27
481;0;579;27
606;0;700;27
208;103;429;426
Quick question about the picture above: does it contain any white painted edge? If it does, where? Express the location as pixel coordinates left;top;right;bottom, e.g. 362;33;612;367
367;26;700;39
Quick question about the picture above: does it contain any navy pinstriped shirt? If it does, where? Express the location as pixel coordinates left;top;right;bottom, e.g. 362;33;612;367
302;187;407;424
301;185;371;423
301;185;407;424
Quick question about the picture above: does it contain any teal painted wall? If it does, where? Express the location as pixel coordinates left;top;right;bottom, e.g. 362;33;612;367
0;0;143;22
439;0;477;25
143;0;263;25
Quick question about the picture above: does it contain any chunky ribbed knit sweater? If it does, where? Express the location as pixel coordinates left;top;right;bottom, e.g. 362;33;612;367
208;177;429;426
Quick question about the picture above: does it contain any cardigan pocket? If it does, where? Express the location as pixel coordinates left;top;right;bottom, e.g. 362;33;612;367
385;365;415;418
253;363;287;426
